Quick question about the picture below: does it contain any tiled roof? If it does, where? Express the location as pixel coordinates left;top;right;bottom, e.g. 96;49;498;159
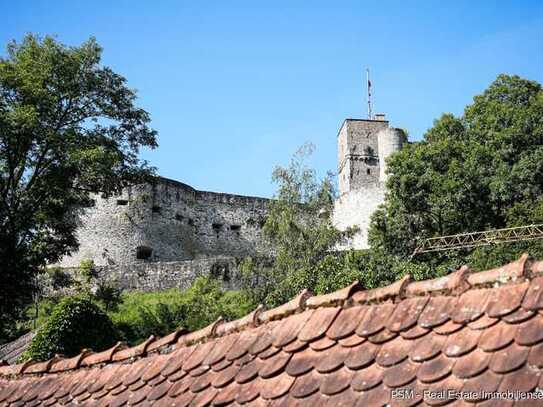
0;332;35;365
2;254;543;406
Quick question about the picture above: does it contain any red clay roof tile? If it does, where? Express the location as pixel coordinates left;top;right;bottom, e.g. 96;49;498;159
6;254;543;406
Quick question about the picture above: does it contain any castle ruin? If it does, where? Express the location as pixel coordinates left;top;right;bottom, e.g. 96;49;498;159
59;114;405;290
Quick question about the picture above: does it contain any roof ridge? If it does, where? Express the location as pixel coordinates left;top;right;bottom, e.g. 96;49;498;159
1;253;540;379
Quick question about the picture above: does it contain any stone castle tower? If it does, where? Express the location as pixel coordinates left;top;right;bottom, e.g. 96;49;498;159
333;114;405;249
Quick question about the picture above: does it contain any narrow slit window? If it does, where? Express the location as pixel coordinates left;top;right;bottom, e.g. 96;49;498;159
116;199;128;206
136;246;153;260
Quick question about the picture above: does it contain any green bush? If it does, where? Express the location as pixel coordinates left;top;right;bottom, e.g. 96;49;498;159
25;296;117;361
109;277;255;345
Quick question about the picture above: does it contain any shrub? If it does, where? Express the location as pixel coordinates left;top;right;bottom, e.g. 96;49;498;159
25;296;117;361
109;277;255;345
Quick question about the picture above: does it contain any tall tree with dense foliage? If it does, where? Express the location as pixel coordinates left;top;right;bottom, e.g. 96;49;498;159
369;75;543;265
0;35;157;341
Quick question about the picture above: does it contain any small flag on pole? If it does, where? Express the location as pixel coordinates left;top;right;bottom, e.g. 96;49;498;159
366;68;372;119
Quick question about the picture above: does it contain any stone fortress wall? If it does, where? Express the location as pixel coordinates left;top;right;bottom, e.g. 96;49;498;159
59;177;271;268
59;113;405;290
332;115;406;249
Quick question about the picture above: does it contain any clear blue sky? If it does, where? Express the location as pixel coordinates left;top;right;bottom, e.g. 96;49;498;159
2;1;543;197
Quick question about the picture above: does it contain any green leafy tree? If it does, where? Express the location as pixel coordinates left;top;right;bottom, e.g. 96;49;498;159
242;143;348;306
369;74;543;266
0;34;157;341
24;296;118;361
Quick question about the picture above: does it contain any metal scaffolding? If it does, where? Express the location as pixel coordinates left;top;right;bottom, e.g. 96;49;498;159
412;224;543;256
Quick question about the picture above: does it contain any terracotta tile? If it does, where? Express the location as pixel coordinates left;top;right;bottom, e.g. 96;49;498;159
290;370;321;398
466;313;498;330
259;289;311;323
337;334;366;348
382;359;418;388
451;289;490;323
142;354;169;382
353;275;411;305
516;314;543;346
418;297;455;329
416;353;454;383
387;297;429;333
320;366;353;396
161;346;195;377
344;341;379;370
476;400;513;407
452;348;490;379
355;303;394;337
168;375;195;397
258;345;281;360
183;340;216;371
498;364;541;393
127;383;152;405
189;369;212;392
367;329;398;344
326;306;368;340
486;282;528;318
309;337;337;351
410;333;446;362
259;372;295;400
226;329;261;361
298;307;341;342
283;339;308;353
420;374;463;406
310;343;348;374
285;347;319;377
478;321;517;352
467;254;529;287
170;390;195;407
442;328;481;357
188;364;210;377
351;363;384;391
307;281;362;309
236;357;263;384
489;342;529;373
112;335;156;362
211;357;233;374
501;307;535;324
375;336;413;367
405;266;471;297
432;320;464;335
236;377;261;404
146;379;172;402
400;324;430;340
249;323;277;356
460;369;502;402
258;351;291;379
528;342;543;367
211;363;240;388
324;386;359;407
272;310;314;348
191;386;218;405
522;276;543;311
211;381;241;405
215;305;264;338
387;379;424;407
201;332;239;366
168;369;189;382
353;382;391;406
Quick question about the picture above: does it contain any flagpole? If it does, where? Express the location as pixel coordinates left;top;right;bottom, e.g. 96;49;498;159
366;68;372;119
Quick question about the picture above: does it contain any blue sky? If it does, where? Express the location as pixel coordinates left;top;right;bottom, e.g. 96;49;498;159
2;1;543;197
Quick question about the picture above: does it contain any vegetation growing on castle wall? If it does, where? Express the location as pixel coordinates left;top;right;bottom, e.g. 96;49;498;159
0;34;158;343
